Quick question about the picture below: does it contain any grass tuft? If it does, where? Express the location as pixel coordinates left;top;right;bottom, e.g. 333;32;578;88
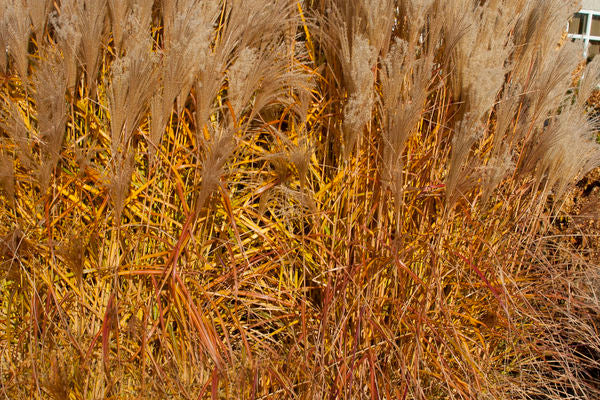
1;0;600;399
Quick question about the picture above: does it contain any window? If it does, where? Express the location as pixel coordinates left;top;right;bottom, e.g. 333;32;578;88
567;9;600;60
589;40;600;58
569;13;588;35
591;14;600;36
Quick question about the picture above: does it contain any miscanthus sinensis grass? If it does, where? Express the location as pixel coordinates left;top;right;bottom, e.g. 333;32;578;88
1;0;600;398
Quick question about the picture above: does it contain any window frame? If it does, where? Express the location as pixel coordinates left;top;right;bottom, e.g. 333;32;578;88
568;9;600;59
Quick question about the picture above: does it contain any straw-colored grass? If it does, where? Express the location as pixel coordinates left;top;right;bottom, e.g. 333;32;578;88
1;0;600;399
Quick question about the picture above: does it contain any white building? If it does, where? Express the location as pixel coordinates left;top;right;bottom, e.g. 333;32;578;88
568;0;600;59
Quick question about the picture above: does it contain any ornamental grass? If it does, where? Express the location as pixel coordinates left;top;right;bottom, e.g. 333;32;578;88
1;0;600;398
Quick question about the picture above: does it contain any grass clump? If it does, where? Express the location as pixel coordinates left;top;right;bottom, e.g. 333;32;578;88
1;0;600;398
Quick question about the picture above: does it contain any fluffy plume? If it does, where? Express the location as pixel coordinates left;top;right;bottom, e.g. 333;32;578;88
26;0;52;41
150;0;218;162
108;0;132;52
0;153;15;205
251;43;313;122
79;0;108;95
266;125;314;191
342;35;376;156
446;115;483;204
0;22;6;73
107;24;159;218
107;30;158;154
0;96;36;170
492;83;521;153
109;147;136;220
50;8;81;92
576;56;600;107
480;84;522;203
480;147;514;204
190;0;310;214
224;1;312;125
520;43;581;133
227;46;260;119
148;90;167;165
519;105;600;202
315;0;393;157
34;46;67;190
219;0;298;53
193;46;228;139
452;1;517;122
359;0;395;57
512;0;580;80
59;0;108;96
109;0;153;52
195;126;236;212
3;0;31;78
380;37;433;206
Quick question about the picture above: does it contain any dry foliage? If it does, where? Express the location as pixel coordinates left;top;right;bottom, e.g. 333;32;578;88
1;0;600;399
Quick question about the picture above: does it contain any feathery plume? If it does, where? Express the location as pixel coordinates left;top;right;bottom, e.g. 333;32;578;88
314;1;382;157
380;37;433;206
107;23;158;218
227;46;260;119
50;9;81;92
512;0;580;80
446;115;483;205
492;83;521;153
519;105;600;202
0;153;15;206
452;1;517;122
0;29;6;74
59;0;108;96
227;40;312;126
0;8;7;73
149;0;218;162
196;126;236;212
358;0;395;57
3;0;31;79
26;0;52;41
342;34;376;157
480;147;514;204
0;96;36;171
109;147;135;220
193;46;228;139
576;56;600;107
107;28;158;155
108;0;132;52
220;0;297;53
252;42;313;122
521;42;581;133
33;46;68;190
